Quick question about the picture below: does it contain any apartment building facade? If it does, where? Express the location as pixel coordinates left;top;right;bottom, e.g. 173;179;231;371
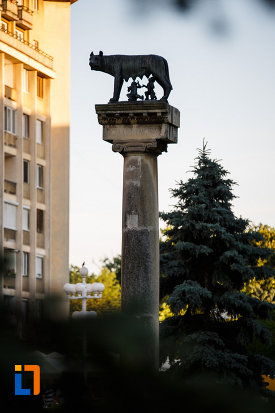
0;0;77;320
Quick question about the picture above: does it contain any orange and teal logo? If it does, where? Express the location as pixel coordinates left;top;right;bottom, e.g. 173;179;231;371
14;365;40;396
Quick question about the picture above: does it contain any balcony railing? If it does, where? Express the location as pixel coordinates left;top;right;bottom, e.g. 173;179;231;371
37;232;44;249
37;143;45;159
23;230;30;245
23;138;30;153
5;85;17;100
4;179;16;195
4;228;16;241
3;274;16;289
2;0;18;21
17;5;33;30
37;188;45;204
0;26;54;69
4;131;17;148
23;182;30;199
22;276;29;292
36;278;44;294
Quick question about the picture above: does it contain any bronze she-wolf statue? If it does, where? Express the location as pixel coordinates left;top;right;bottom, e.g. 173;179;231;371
89;51;173;103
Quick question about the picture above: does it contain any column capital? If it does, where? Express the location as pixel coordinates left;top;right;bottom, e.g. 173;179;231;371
112;140;168;156
95;101;180;155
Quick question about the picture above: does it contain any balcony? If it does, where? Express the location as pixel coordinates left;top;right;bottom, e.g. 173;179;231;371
3;274;16;289
37;188;45;204
36;278;44;294
22;276;29;291
4;179;16;195
23;182;30;199
0;26;54;70
23;230;30;245
4;131;17;148
4;228;16;241
37;232;44;249
37;143;45;159
23;138;30;153
1;0;18;21
5;85;17;101
17;6;33;30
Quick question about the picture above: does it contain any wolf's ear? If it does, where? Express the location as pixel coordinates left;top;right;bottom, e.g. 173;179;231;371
99;51;103;56
90;51;94;56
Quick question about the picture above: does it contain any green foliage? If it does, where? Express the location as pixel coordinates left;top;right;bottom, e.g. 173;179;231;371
102;254;122;284
1;255;275;410
93;267;121;313
159;299;173;322
69;265;84;284
243;225;275;304
69;265;121;314
244;278;275;304
248;312;275;362
160;142;275;393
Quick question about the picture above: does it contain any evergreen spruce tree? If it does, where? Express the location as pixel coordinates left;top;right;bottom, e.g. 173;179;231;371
160;142;275;392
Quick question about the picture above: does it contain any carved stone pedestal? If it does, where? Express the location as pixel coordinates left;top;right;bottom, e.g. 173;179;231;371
96;101;180;371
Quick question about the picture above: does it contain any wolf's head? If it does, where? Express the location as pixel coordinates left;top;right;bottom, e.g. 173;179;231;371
89;51;104;71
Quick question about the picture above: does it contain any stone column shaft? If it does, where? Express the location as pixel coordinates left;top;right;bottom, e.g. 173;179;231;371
122;152;159;315
121;151;159;370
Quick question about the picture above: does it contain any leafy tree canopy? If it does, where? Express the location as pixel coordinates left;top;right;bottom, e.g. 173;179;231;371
243;225;275;304
159;142;275;393
102;255;122;284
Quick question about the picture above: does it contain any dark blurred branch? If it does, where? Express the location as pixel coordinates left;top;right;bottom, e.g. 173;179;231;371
131;0;275;13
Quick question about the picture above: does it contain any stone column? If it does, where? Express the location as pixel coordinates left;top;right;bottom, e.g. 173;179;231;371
96;102;180;371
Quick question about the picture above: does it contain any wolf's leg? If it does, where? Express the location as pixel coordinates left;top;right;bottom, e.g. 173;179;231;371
110;75;123;102
152;74;171;101
161;78;172;101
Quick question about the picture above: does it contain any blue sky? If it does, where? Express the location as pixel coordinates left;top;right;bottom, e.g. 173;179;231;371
70;0;275;272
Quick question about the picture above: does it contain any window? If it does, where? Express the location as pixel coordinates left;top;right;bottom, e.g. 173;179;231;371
36;165;43;188
23;114;29;138
37;209;44;233
23;69;29;93
37;76;43;98
22;207;30;231
4;106;16;134
22;252;29;276
36;256;43;279
36;120;43;144
23;160;30;184
4;203;17;230
1;20;8;32
15;28;24;41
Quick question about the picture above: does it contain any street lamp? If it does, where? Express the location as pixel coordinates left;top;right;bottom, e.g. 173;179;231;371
64;263;105;381
64;263;105;318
